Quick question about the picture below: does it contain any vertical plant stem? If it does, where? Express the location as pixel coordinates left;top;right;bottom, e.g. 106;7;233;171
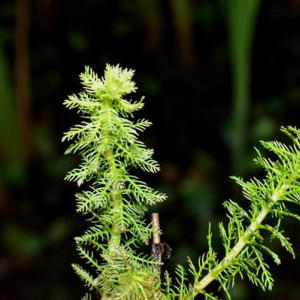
168;0;195;68
151;213;161;245
15;0;32;162
151;213;162;275
227;0;260;175
102;104;123;252
143;0;163;50
105;150;122;251
0;40;24;180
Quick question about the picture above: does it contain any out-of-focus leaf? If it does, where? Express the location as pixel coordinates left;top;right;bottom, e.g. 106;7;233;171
225;0;261;175
179;179;216;219
68;32;89;53
2;223;45;258
45;217;73;247
0;37;25;184
251;117;276;141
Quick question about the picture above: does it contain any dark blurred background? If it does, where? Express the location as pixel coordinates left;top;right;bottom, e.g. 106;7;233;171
1;0;300;299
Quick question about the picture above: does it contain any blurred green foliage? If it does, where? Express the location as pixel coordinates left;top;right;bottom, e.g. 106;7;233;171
0;39;24;184
225;0;260;176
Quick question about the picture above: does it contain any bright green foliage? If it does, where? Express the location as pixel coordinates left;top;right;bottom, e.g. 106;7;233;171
63;65;166;299
64;65;300;299
171;126;300;299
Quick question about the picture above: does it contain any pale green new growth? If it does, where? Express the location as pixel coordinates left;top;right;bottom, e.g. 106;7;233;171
63;65;166;299
64;65;300;299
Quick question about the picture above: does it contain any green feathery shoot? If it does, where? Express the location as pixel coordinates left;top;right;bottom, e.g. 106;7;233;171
64;65;300;299
63;64;166;299
170;126;300;300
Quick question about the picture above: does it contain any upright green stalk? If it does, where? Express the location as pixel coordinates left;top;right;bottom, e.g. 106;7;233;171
63;65;166;299
168;0;195;67
0;39;24;180
104;150;122;251
226;0;260;175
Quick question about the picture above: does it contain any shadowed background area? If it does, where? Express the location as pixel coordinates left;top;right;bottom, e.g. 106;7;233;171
1;0;300;299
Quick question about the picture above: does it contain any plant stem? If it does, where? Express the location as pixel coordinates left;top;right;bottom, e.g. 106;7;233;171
151;213;162;276
105;149;123;251
227;0;260;175
15;0;32;162
182;182;288;299
103;103;123;251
